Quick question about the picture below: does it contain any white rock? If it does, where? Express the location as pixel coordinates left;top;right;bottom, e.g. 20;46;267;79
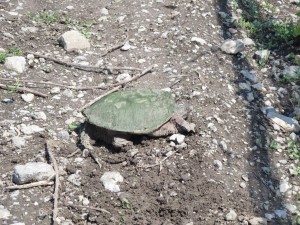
274;209;287;219
62;89;74;98
11;136;26;148
252;83;262;90
4;56;26;73
282;66;300;77
68;173;81;186
247;92;254;102
100;7;109;15
243;37;255;46
13;162;55;184
264;213;275;221
255;49;270;61
100;171;123;192
284;203;297;213
241;70;257;83
32;111;47;121
213;160;222;170
240;182;246;188
248;217;267;225
66;5;74;10
121;42;131;51
21;93;34;102
116;73;131;83
50;87;61;94
191;37;207;45
225;209;237;221
58;30;90;52
239;83;251;91
20;124;44;134
0;206;11;219
266;108;300;132
9;223;25;225
21;26;38;33
279;180;290;193
169;134;185;144
220;39;245;54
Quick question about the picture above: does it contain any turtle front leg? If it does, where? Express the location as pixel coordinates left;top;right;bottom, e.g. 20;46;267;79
80;122;94;150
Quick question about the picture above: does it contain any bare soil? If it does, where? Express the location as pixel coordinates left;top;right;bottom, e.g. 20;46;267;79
0;0;299;225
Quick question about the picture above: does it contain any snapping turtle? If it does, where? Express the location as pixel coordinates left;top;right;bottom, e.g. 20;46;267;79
81;89;195;149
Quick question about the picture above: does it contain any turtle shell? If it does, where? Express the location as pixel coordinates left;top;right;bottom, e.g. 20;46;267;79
83;89;175;134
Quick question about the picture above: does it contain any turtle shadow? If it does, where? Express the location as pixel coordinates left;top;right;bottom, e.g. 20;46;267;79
77;122;147;153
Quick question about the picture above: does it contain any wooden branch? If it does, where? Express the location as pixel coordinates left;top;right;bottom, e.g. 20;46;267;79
5;180;54;190
25;51;142;73
79;65;154;112
45;140;60;224
0;65;153;92
100;33;129;57
108;65;154;88
0;83;48;98
66;204;111;214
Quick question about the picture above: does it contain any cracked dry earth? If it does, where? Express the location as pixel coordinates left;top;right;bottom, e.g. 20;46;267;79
0;0;299;224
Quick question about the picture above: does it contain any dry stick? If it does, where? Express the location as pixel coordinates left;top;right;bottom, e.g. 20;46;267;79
67;149;81;158
100;33;129;57
79;86;121;112
0;65;154;91
142;150;178;169
5;180;54;191
25;51;142;72
89;149;102;169
45;141;60;224
0;83;48;98
66;204;111;214
79;65;154;112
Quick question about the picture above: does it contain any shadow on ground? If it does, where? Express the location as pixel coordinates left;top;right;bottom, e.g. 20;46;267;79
215;0;294;224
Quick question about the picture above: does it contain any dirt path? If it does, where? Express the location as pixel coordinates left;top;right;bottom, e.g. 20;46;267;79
0;0;299;224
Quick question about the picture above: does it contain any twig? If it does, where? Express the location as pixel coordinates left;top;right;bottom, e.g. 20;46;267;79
108;65;154;88
79;86;121;112
67;149;81;158
45;140;60;225
0;83;48;98
141;151;178;169
5;180;54;191
100;33;129;57
79;65;154;112
0;65;154;91
25;51;142;73
66;204;111;214
89;149;102;169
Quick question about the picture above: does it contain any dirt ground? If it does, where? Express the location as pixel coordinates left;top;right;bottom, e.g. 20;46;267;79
0;0;299;224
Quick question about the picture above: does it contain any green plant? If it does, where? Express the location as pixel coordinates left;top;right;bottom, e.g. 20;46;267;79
32;11;60;25
280;69;300;84
7;78;21;93
8;47;23;56
114;198;132;209
270;140;279;150
0;52;8;63
67;123;79;133
288;141;300;160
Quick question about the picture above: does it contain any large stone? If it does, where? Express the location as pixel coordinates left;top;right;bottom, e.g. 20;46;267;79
282;66;300;77
241;70;258;83
220;39;245;54
265;108;300;132
4;56;26;73
100;171;123;192
12;162;55;184
225;209;237;221
58;30;90;52
11;136;26;148
20;124;45;134
0;205;11;219
248;217;267;225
